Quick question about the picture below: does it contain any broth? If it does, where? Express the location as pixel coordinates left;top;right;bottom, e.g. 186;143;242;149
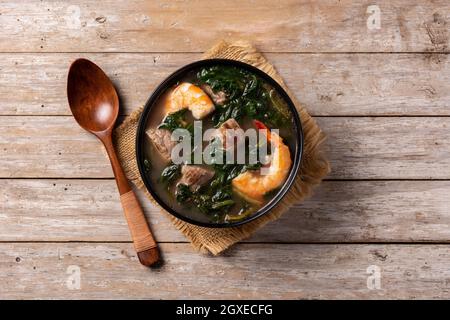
143;65;296;224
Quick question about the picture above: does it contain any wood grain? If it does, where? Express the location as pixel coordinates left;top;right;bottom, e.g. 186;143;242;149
1;0;450;300
2;179;450;243
0;0;448;53
318;117;450;179
2;243;450;299
0;53;449;116
1;116;449;179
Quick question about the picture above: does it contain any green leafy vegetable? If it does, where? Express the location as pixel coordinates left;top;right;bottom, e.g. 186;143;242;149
160;163;181;184
211;199;235;210
197;65;290;127
197;66;247;100
143;158;151;173
171;163;246;217
158;109;189;132
268;88;291;120
225;202;255;222
175;183;192;202
244;163;262;170
212;99;244;126
211;185;232;202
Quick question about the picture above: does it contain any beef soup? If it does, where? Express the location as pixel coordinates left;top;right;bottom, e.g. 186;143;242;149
140;62;300;225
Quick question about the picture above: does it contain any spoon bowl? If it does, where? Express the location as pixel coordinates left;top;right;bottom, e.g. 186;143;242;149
67;58;160;267
67;59;118;134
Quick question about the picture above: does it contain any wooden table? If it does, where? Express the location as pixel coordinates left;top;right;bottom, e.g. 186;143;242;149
1;0;449;299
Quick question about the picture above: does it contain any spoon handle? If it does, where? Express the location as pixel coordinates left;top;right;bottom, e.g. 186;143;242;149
102;136;160;267
120;190;160;266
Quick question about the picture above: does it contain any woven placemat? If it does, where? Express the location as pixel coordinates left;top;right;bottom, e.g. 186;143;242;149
113;40;330;255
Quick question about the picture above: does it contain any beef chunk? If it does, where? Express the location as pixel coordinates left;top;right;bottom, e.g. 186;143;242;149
178;165;215;191
146;128;176;163
214;118;241;150
201;84;227;105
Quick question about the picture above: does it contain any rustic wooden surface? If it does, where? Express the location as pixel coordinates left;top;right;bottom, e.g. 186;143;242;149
0;0;449;299
1;53;449;116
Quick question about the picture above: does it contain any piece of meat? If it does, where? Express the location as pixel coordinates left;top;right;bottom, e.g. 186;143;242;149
146;128;176;163
201;84;227;105
214;118;241;150
178;165;215;191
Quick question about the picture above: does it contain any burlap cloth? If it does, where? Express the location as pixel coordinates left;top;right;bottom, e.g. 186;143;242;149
113;40;330;255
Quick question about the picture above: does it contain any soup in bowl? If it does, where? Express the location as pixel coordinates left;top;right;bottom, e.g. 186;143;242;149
136;59;303;227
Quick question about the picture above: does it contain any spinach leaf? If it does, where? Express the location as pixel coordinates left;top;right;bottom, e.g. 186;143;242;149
197;66;247;99
268;88;291;121
211;185;232;202
227;165;245;182
211;199;235;210
160;163;181;184
143;158;151;173
192;194;215;214
242;75;258;97
174;164;238;216
172;162;259;220
197;65;290;127
244;163;262;171
224;202;255;222
158;109;188;132
212;100;243;127
175;183;192;202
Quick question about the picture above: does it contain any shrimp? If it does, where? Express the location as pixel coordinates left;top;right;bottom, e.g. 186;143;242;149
165;82;215;119
232;120;292;204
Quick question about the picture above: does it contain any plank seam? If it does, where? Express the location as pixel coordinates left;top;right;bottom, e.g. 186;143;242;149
0;51;448;54
3;115;450;118
2;177;450;181
3;114;450;117
0;241;449;245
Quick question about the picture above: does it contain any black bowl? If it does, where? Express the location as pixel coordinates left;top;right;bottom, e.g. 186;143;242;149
136;59;303;228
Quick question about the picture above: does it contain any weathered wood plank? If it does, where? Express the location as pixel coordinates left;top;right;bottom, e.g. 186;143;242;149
0;116;109;178
318;117;450;179
1;116;449;179
1;243;449;299
1;53;449;116
0;0;448;53
1;179;450;243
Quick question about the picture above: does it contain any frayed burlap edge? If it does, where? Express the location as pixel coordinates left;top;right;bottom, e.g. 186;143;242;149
114;40;330;255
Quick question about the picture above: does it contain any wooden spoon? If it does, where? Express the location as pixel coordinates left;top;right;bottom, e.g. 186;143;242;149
67;58;159;267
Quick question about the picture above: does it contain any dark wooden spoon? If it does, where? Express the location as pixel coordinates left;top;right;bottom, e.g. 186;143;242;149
67;58;159;267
